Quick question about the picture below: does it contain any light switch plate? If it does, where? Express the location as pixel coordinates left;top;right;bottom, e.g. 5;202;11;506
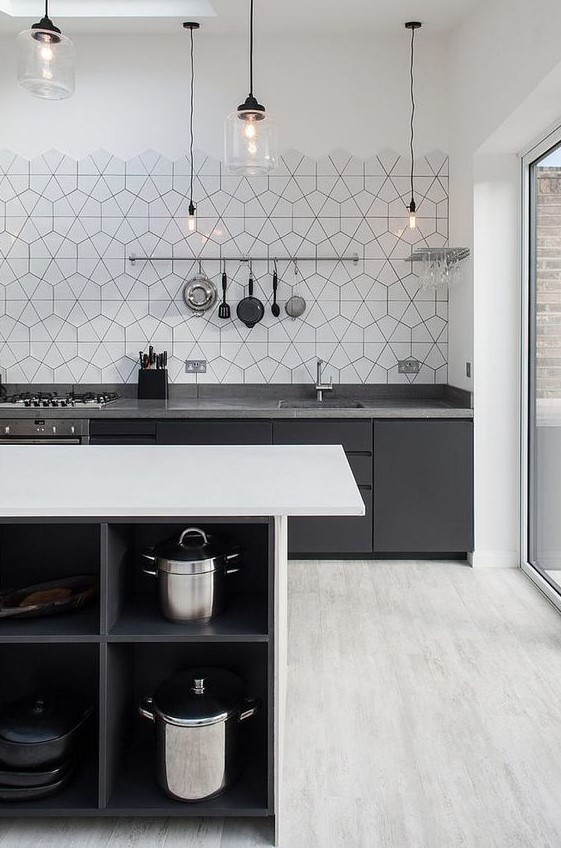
398;357;421;375
185;360;207;373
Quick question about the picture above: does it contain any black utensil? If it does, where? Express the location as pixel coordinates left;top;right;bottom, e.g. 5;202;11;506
271;266;280;318
237;267;265;329
139;351;144;370
218;264;231;319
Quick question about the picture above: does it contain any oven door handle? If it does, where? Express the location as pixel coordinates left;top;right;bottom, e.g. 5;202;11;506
0;439;82;444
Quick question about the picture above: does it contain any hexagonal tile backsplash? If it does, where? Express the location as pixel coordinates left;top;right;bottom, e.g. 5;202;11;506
0;147;449;385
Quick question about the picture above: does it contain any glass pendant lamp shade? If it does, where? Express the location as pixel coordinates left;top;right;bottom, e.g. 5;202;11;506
225;0;277;175
18;5;75;101
225;95;277;176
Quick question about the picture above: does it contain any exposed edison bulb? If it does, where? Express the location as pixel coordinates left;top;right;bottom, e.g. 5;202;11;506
41;44;53;61
244;121;257;139
188;201;196;233
408;199;417;229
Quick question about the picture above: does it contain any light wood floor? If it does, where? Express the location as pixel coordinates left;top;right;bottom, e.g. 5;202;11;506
2;560;561;847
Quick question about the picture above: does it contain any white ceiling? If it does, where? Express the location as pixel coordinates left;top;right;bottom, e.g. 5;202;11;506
0;0;484;35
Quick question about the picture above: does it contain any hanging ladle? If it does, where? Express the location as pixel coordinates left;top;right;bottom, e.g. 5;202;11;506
271;259;280;318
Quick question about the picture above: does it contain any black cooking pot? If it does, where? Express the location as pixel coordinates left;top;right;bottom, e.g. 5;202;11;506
0;692;92;769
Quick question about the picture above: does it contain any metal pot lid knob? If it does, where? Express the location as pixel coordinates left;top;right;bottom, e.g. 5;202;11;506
191;678;206;695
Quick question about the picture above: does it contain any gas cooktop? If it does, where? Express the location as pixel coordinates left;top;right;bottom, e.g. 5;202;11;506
0;391;120;409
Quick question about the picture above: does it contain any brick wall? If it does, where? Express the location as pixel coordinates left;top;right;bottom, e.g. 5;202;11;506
536;168;561;398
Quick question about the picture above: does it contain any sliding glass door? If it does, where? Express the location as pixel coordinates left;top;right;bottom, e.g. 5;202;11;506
525;138;561;601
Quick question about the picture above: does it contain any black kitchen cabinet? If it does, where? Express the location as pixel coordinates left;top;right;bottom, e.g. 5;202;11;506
90;421;156;445
273;420;373;555
373;420;474;553
157;420;272;445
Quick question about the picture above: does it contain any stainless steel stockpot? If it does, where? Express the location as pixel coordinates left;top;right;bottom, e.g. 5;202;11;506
141;527;240;623
139;668;257;802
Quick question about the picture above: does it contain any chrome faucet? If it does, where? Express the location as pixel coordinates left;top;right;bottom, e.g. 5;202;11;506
315;358;333;402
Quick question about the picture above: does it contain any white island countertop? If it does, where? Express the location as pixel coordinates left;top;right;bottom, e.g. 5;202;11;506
0;444;364;518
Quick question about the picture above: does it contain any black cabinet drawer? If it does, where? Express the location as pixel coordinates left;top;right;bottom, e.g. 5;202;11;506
90;420;156;438
157;420;273;445
289;490;372;554
373;420;474;552
273;420;372;453
347;454;372;488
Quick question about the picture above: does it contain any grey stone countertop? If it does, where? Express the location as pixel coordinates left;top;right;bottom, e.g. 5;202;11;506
0;384;473;419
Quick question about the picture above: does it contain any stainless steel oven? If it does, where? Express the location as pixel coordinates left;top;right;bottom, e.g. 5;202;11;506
0;419;89;444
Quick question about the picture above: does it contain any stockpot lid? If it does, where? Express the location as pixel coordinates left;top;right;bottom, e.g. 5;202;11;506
0;692;91;745
152;668;246;727
149;527;234;575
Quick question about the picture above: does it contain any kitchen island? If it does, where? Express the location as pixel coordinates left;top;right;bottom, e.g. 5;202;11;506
0;444;363;844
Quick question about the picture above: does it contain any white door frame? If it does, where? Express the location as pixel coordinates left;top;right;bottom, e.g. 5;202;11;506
521;122;561;610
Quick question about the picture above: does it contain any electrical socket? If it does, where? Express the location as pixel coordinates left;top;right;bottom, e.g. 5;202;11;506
398;357;421;375
466;361;472;379
185;360;207;374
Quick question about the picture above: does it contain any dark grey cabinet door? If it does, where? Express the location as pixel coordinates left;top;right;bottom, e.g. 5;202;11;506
373;420;474;553
273;419;373;555
273;420;372;452
157;420;272;445
90;420;156;445
289;490;372;554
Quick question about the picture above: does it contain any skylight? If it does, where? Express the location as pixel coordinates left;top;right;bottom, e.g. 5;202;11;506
0;0;216;18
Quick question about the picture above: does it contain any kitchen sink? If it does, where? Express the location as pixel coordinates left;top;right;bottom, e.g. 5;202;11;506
278;400;365;409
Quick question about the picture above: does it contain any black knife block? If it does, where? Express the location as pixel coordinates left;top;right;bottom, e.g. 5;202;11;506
138;369;168;401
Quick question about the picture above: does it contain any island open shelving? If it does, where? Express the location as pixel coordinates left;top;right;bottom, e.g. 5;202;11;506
0;444;364;843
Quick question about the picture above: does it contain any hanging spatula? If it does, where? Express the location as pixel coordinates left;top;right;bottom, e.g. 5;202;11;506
218;261;231;319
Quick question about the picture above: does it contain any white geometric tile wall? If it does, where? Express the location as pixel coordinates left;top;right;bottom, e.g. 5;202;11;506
0;147;449;385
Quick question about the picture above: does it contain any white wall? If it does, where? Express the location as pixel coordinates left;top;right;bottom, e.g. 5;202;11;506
0;32;449;159
446;0;561;567
447;0;561;392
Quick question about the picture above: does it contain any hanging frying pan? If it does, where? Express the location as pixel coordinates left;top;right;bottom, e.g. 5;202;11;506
237;265;264;329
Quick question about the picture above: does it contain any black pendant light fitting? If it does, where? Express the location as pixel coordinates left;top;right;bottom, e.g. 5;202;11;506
405;21;422;229
238;0;265;122
183;22;200;233
224;0;277;174
31;0;62;44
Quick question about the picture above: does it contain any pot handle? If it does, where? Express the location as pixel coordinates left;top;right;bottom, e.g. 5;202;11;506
138;696;155;722
239;698;258;722
141;549;158;578
225;550;241;576
179;527;209;547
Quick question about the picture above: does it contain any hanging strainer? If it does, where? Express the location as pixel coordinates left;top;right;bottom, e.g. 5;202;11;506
285;259;306;320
